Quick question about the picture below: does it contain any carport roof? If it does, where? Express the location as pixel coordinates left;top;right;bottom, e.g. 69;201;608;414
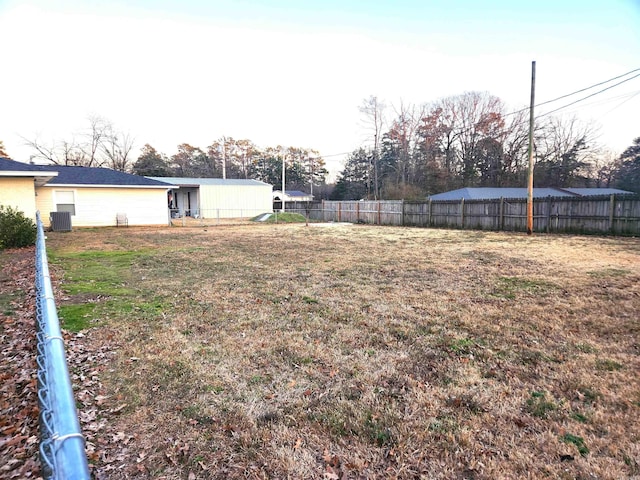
148;177;271;187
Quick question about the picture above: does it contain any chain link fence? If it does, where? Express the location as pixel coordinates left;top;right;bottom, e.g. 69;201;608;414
168;207;271;226
35;212;90;480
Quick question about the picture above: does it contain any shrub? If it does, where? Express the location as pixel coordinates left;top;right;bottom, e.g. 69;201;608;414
0;205;37;250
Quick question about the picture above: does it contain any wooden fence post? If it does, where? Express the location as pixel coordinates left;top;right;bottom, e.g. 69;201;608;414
338;202;342;222
428;199;432;227
378;202;381;225
355;202;359;223
401;200;405;226
499;197;504;231
609;194;615;233
546;196;552;233
460;198;465;229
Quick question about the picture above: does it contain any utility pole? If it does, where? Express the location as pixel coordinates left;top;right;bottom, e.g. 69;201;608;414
309;155;314;198
222;136;227;180
527;61;536;235
281;153;286;213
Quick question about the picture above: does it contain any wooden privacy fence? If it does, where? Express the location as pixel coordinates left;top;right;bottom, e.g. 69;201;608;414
286;195;640;235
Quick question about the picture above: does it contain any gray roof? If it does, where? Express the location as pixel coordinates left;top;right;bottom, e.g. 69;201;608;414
428;187;634;201
0;157;175;188
285;190;312;197
561;188;633;196
0;157;52;172
148;177;271;187
47;167;174;187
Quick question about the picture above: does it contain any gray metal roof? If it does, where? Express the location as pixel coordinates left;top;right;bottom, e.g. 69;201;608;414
561;188;633;196
428;187;634;201
148;176;271;187
285;190;312;197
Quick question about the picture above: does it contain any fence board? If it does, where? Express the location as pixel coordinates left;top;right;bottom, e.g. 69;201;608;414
299;195;639;234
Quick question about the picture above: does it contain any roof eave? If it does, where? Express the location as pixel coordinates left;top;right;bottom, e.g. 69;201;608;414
40;183;178;189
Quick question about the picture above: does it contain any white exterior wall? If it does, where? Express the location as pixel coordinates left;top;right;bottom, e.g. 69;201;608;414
199;184;272;218
36;186;170;227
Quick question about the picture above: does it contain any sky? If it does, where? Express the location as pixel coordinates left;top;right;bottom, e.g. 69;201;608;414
1;0;639;180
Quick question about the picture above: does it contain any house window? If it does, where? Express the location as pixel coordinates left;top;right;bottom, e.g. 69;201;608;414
55;190;76;215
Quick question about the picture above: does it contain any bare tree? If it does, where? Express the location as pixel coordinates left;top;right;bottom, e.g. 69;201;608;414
359;96;386;199
21;133;85;165
534;115;601;187
81;114;110;167
23;116;134;169
101;127;136;172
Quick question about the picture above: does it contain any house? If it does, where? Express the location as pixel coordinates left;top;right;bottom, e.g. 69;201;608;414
0;157;177;227
147;177;273;219
428;187;634;201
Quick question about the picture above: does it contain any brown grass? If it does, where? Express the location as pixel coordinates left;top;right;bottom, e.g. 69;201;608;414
47;225;640;479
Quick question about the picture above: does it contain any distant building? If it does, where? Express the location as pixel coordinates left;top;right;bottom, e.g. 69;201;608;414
272;190;314;203
428;187;634;201
148;177;273;218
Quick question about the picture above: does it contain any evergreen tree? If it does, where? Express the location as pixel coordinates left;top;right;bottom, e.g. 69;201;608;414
132;144;171;176
613;137;640;193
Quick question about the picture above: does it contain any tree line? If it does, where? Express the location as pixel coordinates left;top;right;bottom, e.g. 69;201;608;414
8;98;639;198
133;141;328;193
18;116;328;194
332;93;639;199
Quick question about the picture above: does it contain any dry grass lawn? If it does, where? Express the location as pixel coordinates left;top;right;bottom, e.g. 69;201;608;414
46;224;640;479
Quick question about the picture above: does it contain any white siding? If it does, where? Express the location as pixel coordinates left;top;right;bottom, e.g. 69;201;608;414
199;184;272;218
36;186;170;227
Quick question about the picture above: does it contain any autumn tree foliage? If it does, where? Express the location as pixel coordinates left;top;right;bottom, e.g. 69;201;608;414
333;92;612;199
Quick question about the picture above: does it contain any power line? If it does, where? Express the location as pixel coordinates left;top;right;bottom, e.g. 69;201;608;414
601;89;640;117
541;89;640;117
537;72;640;118
315;68;640;161
534;67;640;109
503;67;640;118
